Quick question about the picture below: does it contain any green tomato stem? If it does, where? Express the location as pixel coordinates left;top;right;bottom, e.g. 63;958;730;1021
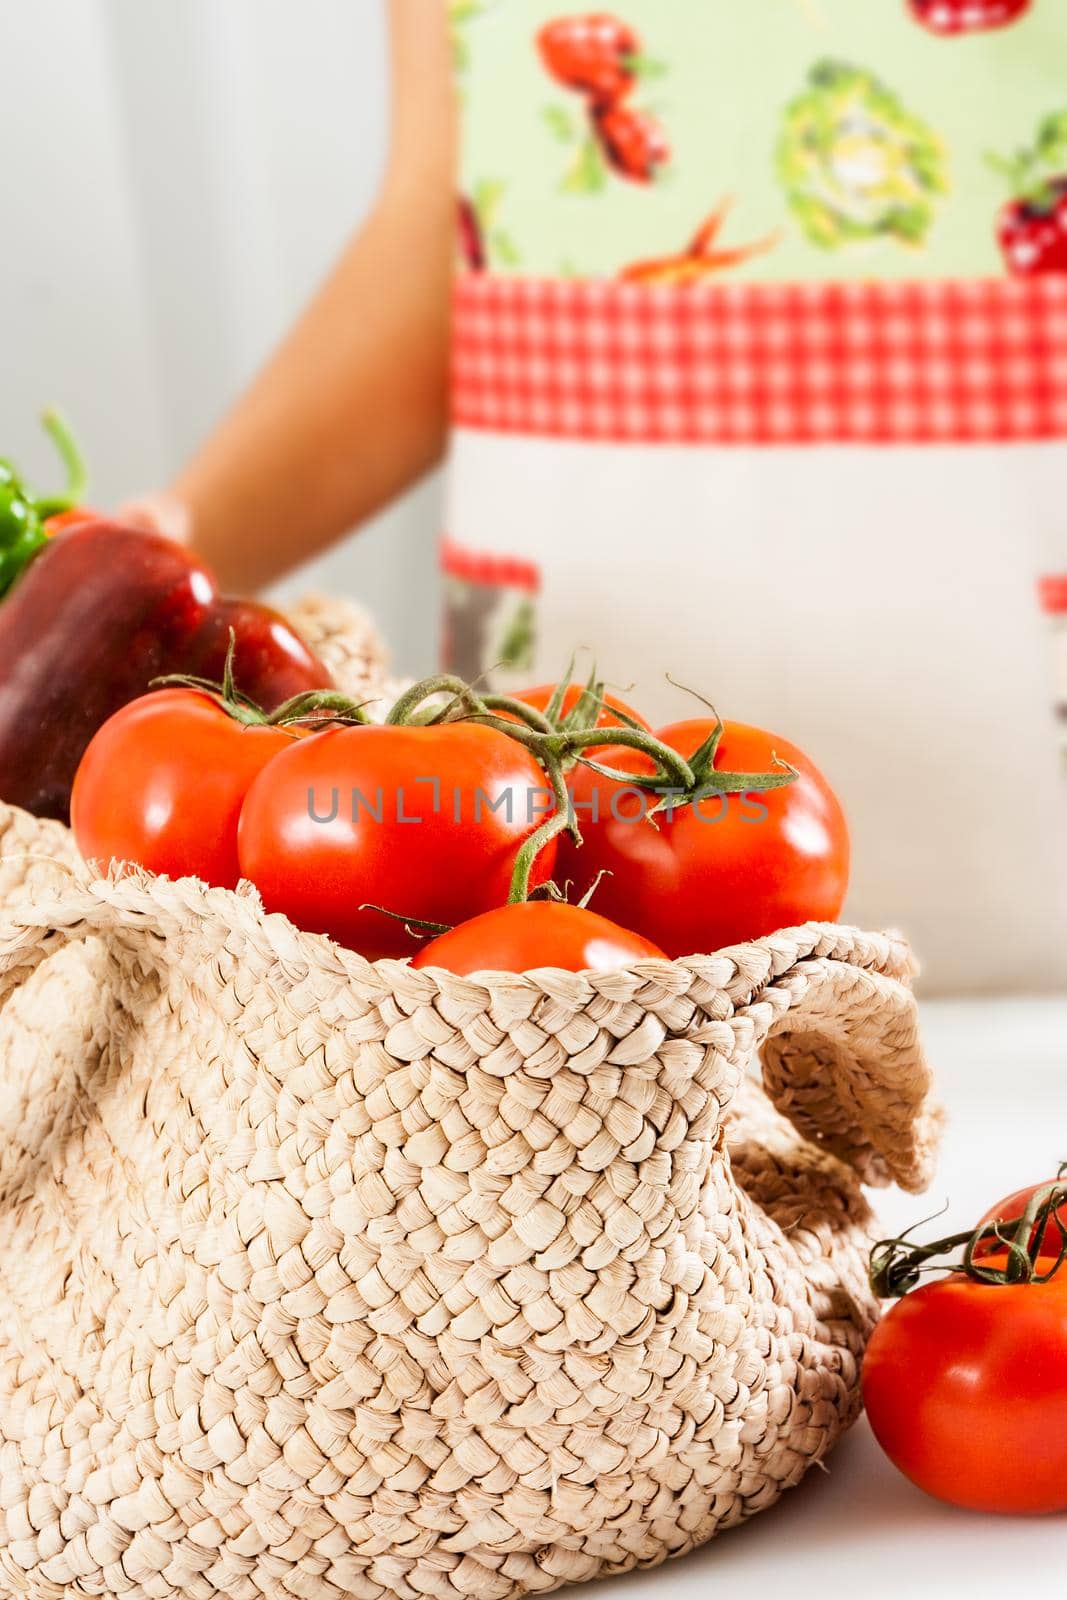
479;693;555;735
153;631;370;728
386;675;484;726
507;753;574;904
380;671;801;905
559;726;697;792
871;1177;1067;1298
359;904;452;938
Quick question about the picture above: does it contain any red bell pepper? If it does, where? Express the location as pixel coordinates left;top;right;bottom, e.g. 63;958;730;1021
0;419;332;822
0;520;333;822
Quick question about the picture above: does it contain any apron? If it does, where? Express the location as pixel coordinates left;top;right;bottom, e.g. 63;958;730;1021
445;0;1067;992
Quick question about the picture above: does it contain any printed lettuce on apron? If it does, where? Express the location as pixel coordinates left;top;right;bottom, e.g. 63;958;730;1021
448;0;492;75
778;60;950;250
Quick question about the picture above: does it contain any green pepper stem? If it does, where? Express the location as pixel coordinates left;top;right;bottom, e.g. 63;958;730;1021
38;409;89;511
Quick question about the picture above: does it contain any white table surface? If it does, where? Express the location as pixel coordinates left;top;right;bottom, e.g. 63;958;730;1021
564;997;1067;1600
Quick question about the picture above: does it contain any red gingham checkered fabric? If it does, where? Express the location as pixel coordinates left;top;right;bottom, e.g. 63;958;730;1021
451;274;1067;445
440;536;540;593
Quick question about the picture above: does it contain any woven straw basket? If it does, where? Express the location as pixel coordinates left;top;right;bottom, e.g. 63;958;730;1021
0;598;941;1600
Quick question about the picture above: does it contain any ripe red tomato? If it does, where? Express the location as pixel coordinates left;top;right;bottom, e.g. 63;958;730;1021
863;1261;1067;1513
560;718;849;958
237;723;558;959
411;900;666;976
71;689;296;889
974;1179;1067;1259
511;681;650;731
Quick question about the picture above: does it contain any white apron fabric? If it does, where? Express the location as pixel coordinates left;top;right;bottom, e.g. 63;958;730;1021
447;422;1067;993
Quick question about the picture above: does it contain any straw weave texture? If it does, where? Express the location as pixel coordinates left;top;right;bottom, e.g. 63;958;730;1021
0;603;940;1597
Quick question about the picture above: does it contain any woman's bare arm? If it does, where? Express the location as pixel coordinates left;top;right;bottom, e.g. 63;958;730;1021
158;0;455;592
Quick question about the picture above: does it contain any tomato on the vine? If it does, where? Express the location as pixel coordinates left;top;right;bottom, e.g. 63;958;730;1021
974;1179;1067;1259
71;689;298;889
411;900;666;976
512;681;651;732
560;718;849;958
863;1259;1067;1514
237;723;558;960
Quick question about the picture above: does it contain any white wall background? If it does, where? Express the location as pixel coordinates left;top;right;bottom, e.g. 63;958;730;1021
0;0;440;672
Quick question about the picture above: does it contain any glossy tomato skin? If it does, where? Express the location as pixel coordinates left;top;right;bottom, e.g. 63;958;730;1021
512;682;651;732
411;901;666;976
71;689;295;889
237;723;558;960
560;718;849;958
863;1266;1067;1514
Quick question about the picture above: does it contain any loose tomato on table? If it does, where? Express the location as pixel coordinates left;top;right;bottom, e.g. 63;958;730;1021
411;901;666;976
71;689;303;889
863;1262;1067;1514
237;722;559;960
560;717;849;958
864;1175;1067;1514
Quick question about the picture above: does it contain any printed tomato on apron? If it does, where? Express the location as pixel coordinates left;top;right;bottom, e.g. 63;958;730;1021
444;0;1067;992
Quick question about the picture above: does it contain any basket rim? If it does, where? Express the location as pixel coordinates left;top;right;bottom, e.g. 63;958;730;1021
0;798;915;1011
0;851;914;1012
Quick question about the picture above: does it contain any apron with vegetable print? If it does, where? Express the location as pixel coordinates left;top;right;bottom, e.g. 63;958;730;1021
445;0;1067;992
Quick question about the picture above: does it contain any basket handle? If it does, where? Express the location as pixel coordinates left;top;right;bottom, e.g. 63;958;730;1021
738;944;942;1194
0;873;279;1018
